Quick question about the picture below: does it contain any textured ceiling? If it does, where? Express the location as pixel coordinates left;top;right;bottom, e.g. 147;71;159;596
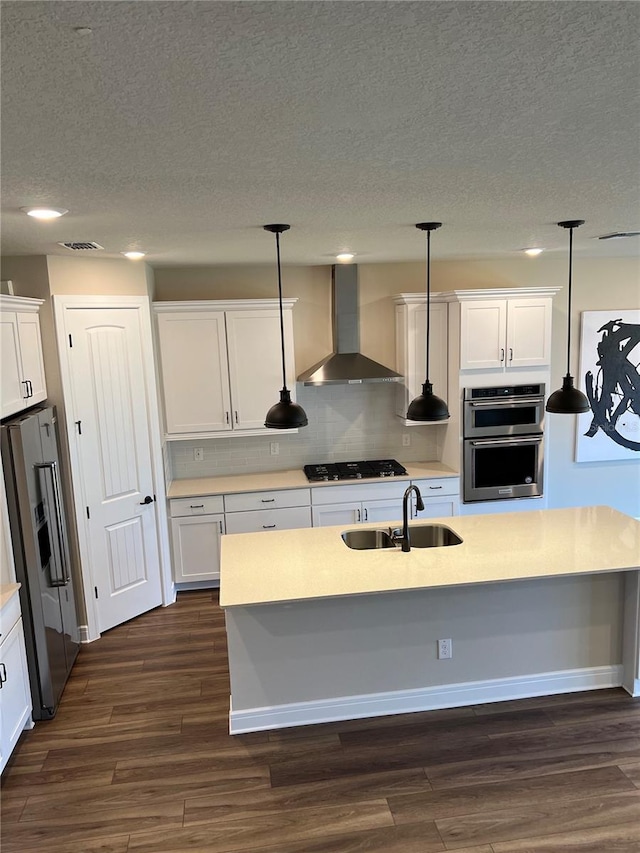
1;1;639;266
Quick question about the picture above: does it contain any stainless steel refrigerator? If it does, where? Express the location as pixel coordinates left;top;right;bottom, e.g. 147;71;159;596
1;405;80;719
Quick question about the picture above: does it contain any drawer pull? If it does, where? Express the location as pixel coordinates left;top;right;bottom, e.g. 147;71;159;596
428;485;443;490
190;504;205;509
261;498;276;503
262;524;276;529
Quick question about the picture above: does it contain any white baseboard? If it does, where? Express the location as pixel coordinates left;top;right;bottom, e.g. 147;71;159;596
623;677;640;698
78;624;91;643
229;664;624;734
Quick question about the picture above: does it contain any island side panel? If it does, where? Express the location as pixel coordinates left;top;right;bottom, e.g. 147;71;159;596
623;571;640;696
224;573;624;733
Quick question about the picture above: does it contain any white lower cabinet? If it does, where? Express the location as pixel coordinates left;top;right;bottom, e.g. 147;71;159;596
312;478;460;527
1;591;33;773
224;489;311;533
411;477;460;518
311;482;407;528
169;496;225;584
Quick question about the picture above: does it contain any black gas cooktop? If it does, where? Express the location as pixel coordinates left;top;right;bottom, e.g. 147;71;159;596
303;459;408;482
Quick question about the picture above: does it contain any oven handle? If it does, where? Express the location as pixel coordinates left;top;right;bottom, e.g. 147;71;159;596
468;398;544;408
470;436;543;447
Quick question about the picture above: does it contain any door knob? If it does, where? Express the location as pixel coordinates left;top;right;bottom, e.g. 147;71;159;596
139;495;155;505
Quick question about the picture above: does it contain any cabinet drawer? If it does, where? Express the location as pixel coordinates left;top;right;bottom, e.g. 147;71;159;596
224;488;310;513
169;496;224;517
224;506;311;534
311;481;406;506
411;478;460;498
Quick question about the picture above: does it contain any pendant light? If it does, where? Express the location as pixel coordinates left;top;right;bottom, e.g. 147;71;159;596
264;224;309;429
546;220;590;414
406;222;450;421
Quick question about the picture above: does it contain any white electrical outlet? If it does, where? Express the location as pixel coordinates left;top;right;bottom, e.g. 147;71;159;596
402;433;411;447
437;638;452;660
270;442;279;456
193;448;204;461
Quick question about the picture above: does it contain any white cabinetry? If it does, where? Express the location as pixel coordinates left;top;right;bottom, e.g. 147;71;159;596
154;299;298;439
394;294;448;423
457;290;555;371
169;496;225;584
0;587;33;773
411;477;460;518
311;481;407;528
0;296;47;419
224;489;311;533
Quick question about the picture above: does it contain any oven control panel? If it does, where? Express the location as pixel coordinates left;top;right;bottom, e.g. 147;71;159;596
466;384;544;400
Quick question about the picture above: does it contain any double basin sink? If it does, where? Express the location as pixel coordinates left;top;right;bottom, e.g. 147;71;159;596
342;524;463;550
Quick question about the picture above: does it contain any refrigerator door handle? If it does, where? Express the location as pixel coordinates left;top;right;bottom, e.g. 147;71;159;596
36;462;71;586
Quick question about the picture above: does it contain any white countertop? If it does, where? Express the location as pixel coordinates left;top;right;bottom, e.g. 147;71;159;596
219;506;640;608
167;462;458;499
0;583;21;610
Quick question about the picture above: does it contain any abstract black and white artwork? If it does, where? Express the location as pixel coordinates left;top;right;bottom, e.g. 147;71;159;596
575;310;640;462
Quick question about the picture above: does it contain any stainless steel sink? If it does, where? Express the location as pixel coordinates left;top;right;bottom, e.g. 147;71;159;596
341;529;396;550
390;524;463;548
342;524;462;550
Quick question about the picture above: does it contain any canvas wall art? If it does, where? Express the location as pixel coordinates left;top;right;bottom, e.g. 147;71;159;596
575;309;640;462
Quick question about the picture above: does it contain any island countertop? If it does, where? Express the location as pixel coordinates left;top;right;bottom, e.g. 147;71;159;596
219;505;640;608
167;461;457;499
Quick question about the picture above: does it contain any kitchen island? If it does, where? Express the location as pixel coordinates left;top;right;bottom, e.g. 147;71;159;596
220;506;640;733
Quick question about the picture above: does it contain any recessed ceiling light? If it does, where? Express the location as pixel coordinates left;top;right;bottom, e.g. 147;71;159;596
122;251;146;260
336;252;355;263
22;207;68;220
73;27;93;35
523;248;544;257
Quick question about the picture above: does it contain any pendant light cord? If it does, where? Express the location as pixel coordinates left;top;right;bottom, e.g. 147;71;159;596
565;225;574;376
425;229;431;381
274;230;288;392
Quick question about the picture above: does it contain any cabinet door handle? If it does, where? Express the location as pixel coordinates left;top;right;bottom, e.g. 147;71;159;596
357;508;361;522
363;508;368;521
0;663;6;685
219;520;223;534
509;347;513;363
21;380;30;399
261;498;275;503
500;347;505;363
234;411;239;424
225;411;230;424
26;379;33;397
262;524;276;529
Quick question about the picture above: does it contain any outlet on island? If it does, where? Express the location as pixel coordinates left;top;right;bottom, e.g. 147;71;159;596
270;442;279;456
193;447;204;461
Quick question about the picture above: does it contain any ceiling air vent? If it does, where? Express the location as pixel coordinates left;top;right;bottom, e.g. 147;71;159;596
58;241;104;251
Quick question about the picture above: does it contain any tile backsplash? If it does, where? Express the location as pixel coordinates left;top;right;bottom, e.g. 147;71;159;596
168;384;442;480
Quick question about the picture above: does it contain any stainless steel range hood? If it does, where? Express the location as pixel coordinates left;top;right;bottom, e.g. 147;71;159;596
297;265;403;386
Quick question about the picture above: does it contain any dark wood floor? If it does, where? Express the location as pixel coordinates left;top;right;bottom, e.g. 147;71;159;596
2;590;640;853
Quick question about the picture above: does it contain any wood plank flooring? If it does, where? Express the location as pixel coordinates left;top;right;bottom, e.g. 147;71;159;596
2;589;640;852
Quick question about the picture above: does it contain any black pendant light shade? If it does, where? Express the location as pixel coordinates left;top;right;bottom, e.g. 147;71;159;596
406;222;450;422
264;224;308;430
545;220;590;415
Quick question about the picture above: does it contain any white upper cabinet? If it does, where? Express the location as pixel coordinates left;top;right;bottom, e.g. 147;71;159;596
394;294;448;423
154;299;298;439
456;289;558;371
0;296;47;419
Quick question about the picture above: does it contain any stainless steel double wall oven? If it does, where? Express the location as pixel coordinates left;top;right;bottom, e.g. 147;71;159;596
463;384;545;503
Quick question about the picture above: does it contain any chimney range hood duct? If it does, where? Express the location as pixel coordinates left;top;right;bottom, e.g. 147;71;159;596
297;265;403;386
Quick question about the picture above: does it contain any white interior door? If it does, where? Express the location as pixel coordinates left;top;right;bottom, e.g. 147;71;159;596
61;306;163;633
